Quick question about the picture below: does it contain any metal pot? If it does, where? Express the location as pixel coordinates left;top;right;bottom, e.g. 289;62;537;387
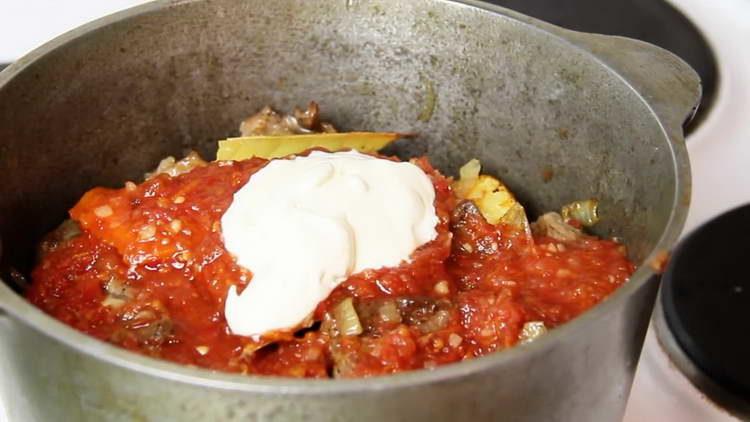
0;0;699;420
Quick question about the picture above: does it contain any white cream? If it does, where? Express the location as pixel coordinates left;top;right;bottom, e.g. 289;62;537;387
221;150;439;338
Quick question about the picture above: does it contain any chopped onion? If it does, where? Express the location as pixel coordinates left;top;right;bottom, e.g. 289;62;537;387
561;199;600;227
416;309;452;334
333;297;363;337
519;321;548;344
448;333;463;348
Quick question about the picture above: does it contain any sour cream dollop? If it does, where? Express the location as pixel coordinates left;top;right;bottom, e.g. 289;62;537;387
221;150;439;338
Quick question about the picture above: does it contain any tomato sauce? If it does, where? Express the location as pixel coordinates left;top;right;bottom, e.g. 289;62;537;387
26;155;634;378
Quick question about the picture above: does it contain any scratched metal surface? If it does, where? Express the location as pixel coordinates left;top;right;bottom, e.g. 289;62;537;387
0;0;698;420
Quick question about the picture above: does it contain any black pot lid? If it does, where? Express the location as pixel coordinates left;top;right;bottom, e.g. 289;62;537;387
661;204;750;400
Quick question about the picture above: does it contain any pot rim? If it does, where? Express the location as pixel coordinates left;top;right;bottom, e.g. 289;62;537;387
0;0;691;394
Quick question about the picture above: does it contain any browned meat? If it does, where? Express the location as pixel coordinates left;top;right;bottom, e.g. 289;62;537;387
394;297;454;334
353;296;455;336
531;212;583;242
111;301;174;348
239;101;337;136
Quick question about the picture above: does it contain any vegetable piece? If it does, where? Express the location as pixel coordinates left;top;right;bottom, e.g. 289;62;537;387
351;299;403;335
145;151;207;180
216;132;409;161
416;309;452;334
561;199;600;227
452;158;481;197
519;321;547;344
376;300;402;324
452;159;529;229
333;297;364;337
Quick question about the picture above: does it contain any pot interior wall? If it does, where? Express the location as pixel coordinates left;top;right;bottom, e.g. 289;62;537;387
0;0;674;284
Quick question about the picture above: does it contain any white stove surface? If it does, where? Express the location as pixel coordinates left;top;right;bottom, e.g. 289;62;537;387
625;0;750;420
1;0;750;421
0;0;150;64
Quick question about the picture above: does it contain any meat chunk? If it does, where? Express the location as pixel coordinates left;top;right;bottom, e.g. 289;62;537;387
353;296;455;336
239;101;336;136
531;212;583;242
354;299;403;335
112;302;174;348
37;219;81;259
101;277;135;309
451;200;483;225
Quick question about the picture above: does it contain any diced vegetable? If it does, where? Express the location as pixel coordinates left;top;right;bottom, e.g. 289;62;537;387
333;297;364;337
452;159;529;229
145;151;207;180
519;321;547;344
415;309;452;334
216;132;410;161
561;199;600;227
377;301;402;324
452;158;481;197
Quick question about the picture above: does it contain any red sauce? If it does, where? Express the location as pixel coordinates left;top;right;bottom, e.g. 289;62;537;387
26;155;634;378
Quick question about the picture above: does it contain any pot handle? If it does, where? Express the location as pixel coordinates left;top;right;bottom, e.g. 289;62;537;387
556;31;702;139
501;8;702;139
